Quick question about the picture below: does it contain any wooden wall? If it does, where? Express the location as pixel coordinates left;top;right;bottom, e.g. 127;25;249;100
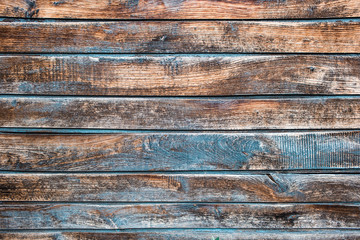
0;0;360;239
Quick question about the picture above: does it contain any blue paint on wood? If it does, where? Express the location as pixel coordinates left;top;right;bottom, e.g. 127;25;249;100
0;131;359;171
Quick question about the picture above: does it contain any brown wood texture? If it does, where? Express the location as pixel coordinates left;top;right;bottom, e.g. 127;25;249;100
1;0;360;19
2;230;360;240
1;0;360;236
1;55;360;96
1;131;359;171
1;173;360;202
1;203;360;229
0;96;359;130
1;20;360;53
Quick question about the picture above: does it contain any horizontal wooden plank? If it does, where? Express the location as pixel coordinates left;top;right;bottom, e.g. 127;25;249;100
3;230;360;240
1;131;359;171
2;0;360;19
1;20;360;53
0;96;359;130
2;55;360;96
1;173;360;202
1;203;360;229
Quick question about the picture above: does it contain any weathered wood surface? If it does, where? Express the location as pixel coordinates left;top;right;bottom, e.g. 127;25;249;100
3;230;360;240
2;54;360;96
2;0;360;19
1;96;360;129
1;1;360;237
1;173;360;202
1;203;360;229
1;131;360;171
1;20;360;53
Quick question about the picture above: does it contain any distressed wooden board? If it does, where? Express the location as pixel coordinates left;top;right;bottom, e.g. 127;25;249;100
1;131;360;171
1;0;360;19
1;203;360;229
2;54;360;96
1;20;360;53
1;173;360;202
1;96;360;130
3;230;360;240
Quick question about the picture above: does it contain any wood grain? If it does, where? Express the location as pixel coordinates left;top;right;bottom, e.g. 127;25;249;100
2;55;360;96
1;131;360;171
3;230;360;240
2;0;360;236
1;20;360;53
1;203;360;229
1;96;360;130
1;0;360;19
1;173;360;202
